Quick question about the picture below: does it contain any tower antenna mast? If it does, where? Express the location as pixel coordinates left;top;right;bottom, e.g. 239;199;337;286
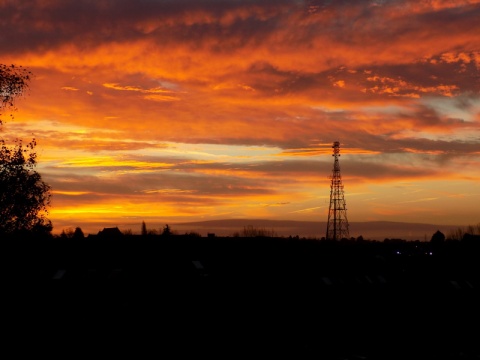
326;141;349;240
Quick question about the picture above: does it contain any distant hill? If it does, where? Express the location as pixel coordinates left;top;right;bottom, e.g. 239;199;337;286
171;219;462;241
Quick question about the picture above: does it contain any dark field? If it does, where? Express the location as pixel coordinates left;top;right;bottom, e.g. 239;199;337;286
2;235;479;359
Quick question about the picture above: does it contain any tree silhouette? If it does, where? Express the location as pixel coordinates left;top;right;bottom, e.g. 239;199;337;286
234;225;277;237
60;227;75;239
123;228;133;236
73;227;85;239
0;64;52;235
430;230;445;248
162;224;172;236
0;64;31;124
0;139;52;234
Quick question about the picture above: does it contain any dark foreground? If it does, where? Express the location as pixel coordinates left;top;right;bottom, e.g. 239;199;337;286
2;235;480;359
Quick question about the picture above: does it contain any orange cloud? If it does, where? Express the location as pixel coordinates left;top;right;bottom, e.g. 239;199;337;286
3;0;480;232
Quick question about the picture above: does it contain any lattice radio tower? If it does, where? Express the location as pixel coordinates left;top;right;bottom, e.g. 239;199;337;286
326;141;349;240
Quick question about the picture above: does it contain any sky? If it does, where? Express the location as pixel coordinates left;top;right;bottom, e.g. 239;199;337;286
1;0;480;236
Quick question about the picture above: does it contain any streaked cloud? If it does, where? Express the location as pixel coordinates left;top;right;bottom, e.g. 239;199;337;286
2;0;480;235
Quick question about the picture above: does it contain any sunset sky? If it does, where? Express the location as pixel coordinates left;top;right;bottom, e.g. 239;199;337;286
2;0;480;236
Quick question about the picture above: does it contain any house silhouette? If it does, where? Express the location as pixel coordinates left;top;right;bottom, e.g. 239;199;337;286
97;227;123;238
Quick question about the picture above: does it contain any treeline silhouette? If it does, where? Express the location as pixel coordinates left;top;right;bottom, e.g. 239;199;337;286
3;227;480;286
2;226;480;358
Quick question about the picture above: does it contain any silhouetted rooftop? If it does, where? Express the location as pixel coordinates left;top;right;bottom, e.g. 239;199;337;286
97;226;123;238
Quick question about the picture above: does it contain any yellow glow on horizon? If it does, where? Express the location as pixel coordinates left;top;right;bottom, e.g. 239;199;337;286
142;189;195;194
56;156;174;169
50;202;191;218
278;147;381;157
52;191;91;196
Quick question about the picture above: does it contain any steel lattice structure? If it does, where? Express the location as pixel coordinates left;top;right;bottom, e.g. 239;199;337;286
326;141;349;240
